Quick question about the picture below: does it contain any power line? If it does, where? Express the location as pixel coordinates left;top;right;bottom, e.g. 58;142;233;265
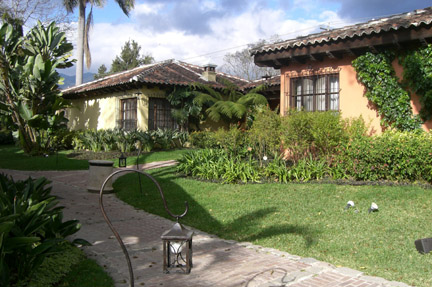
179;11;405;65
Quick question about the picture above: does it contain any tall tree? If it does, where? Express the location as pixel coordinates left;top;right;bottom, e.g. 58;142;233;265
94;39;154;79
63;0;135;85
221;40;280;81
111;39;154;73
0;21;74;154
94;63;108;79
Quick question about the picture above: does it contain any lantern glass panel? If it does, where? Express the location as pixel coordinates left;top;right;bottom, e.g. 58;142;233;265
119;154;127;167
161;223;193;274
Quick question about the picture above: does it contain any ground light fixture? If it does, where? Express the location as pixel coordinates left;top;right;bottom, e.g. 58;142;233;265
119;152;127;167
415;237;432;254
161;221;193;274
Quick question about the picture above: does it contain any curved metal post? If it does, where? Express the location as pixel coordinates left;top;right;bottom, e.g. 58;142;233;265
99;168;189;287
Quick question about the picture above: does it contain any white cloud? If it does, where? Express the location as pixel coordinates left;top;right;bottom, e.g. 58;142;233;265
64;1;349;75
132;2;165;15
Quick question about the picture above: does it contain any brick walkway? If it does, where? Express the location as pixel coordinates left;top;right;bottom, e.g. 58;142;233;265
0;164;411;287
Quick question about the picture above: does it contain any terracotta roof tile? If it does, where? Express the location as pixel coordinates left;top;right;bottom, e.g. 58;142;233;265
252;7;432;55
62;60;250;97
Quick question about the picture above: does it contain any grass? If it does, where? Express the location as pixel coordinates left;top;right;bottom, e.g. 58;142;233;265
0;145;191;170
57;258;114;287
0;145;89;170
118;148;191;168
114;166;432;287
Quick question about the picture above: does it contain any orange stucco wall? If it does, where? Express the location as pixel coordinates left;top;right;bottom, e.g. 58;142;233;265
280;56;431;133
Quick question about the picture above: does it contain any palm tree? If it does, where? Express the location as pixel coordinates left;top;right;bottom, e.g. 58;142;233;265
192;79;269;125
63;0;134;85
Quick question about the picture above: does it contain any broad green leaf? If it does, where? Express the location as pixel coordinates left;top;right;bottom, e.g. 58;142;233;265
18;102;32;121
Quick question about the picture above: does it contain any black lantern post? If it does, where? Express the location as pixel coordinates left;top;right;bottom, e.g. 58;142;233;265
119;152;127;168
161;222;193;274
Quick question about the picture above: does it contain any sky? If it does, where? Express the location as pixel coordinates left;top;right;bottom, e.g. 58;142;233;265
62;0;430;75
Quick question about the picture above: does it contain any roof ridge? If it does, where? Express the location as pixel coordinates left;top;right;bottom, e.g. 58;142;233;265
61;61;162;92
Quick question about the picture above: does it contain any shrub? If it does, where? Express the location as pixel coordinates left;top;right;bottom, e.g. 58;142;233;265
0;174;89;286
211;126;249;155
71;128;187;152
28;242;84;287
248;107;281;165
177;149;261;183
280;110;348;161
188;130;217;149
333;131;432;182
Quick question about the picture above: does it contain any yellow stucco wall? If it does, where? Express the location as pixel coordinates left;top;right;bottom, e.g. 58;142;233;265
280;56;431;134
67;86;167;131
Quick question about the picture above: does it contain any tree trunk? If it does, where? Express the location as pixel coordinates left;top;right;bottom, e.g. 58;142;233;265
75;0;85;85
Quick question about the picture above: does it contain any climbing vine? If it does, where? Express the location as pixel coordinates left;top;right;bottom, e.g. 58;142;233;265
352;51;422;131
399;44;432;122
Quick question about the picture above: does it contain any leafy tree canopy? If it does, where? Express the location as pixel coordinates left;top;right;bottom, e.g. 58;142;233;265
94;39;154;79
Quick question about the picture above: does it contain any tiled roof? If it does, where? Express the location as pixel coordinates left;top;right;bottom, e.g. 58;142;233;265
252;6;432;55
62;60;250;97
243;74;280;90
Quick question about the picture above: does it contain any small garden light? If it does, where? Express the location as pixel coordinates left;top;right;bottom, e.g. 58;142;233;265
161;222;193;274
119;152;127;168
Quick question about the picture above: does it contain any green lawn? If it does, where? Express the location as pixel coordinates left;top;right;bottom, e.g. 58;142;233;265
0;145;89;170
0;145;191;170
115;167;432;287
57;258;114;287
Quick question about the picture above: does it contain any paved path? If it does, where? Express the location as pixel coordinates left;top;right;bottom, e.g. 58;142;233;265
0;164;411;287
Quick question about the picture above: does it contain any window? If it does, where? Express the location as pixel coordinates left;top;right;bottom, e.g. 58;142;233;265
290;74;339;111
148;98;178;130
118;98;137;130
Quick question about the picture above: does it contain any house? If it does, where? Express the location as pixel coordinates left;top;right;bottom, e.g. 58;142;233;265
252;7;432;132
63;60;253;131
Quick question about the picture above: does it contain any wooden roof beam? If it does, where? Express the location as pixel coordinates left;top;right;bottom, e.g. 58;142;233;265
369;45;379;53
419;37;428;46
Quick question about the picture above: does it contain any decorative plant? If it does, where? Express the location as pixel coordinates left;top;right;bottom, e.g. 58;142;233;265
352;51;422;131
0;21;74;154
0;174;89;286
192;79;268;125
400;44;432;122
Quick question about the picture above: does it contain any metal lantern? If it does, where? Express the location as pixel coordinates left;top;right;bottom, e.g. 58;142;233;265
119;152;127;168
161;222;193;274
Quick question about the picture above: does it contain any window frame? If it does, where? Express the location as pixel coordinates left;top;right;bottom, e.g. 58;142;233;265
148;97;178;130
290;73;340;112
118;97;137;130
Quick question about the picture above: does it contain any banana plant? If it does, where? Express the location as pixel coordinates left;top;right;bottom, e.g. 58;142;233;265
0;20;74;154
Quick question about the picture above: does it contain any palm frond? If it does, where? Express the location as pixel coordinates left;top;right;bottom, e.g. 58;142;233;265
193;92;218;106
114;0;135;17
238;93;268;106
191;82;222;100
249;84;268;94
63;0;79;13
216;101;234;119
230;102;247;119
206;106;221;122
